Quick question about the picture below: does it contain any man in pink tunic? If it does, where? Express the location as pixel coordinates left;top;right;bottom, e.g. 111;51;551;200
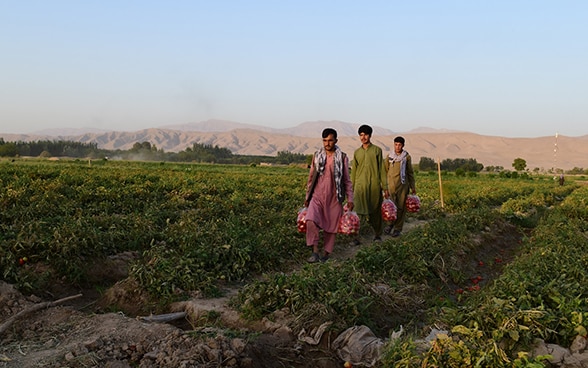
304;128;354;263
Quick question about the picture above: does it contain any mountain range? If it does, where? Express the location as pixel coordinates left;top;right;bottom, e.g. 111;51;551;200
2;120;587;171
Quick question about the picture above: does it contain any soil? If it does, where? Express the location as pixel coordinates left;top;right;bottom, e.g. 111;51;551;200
0;218;521;368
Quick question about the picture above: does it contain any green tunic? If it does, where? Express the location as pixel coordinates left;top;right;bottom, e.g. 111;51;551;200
351;144;388;215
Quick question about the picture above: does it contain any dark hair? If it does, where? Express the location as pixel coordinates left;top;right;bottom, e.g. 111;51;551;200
322;128;337;139
394;136;405;145
358;124;373;135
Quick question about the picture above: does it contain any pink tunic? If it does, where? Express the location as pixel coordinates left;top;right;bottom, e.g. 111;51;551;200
306;154;353;234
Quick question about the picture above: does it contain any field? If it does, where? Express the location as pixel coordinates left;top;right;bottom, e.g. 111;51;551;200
1;158;588;367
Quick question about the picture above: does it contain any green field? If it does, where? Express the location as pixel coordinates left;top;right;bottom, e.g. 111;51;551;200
1;158;587;367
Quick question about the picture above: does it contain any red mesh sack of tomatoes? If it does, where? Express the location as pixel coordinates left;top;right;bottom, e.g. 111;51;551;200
381;199;397;222
338;210;360;235
405;195;421;213
297;207;308;233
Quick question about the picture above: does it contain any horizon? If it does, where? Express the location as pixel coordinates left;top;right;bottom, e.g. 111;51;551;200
1;2;587;138
0;120;575;139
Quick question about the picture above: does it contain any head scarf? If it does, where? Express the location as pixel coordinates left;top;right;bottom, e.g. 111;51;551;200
389;150;408;184
314;145;345;203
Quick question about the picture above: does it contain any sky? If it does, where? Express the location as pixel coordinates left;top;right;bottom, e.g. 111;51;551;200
1;1;587;138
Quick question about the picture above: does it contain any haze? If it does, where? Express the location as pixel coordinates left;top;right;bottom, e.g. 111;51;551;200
1;1;587;137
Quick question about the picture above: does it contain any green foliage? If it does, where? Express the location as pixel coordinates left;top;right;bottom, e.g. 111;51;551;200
513;157;527;171
7;139;102;158
275;150;308;164
236;263;376;330
0;161;308;298
440;157;484;172
418;191;588;366
0;140;18;156
2;160;588;367
419;156;436;171
0;138;309;165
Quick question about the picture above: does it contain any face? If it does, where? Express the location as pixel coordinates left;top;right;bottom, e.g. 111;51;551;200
394;141;404;154
359;132;371;145
322;134;337;152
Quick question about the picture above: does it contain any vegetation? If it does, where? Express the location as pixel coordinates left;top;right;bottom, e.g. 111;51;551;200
3;138;588;174
0;138;308;165
1;156;588;366
419;156;484;172
513;157;528;171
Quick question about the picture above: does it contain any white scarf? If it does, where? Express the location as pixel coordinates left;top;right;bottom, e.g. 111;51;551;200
389;150;408;184
314;146;345;203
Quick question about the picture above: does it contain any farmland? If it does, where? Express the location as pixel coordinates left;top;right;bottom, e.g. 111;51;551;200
1;158;587;367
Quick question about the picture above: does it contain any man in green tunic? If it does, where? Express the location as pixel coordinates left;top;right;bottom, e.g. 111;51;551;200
351;124;389;243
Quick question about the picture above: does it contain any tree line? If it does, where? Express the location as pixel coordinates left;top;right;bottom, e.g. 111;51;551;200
418;157;484;172
0;138;308;165
3;138;587;174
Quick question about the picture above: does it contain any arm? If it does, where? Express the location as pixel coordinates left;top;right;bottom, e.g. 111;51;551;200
350;150;357;191
378;148;389;198
343;154;354;211
406;154;416;194
304;155;317;206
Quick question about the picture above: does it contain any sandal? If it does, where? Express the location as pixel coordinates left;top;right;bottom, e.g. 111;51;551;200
307;252;320;263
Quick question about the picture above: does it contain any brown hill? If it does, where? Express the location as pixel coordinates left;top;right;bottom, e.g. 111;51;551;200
2;126;587;171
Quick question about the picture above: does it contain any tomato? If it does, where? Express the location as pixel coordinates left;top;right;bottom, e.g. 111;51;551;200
381;199;397;222
297;208;308;233
405;195;421;213
338;211;360;235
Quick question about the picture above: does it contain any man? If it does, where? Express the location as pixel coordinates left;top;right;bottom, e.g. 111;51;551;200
304;128;354;263
351;124;389;243
385;136;416;237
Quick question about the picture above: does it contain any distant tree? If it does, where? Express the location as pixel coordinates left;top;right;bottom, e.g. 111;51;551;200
418;157;436;171
0;142;17;157
440;158;483;172
499;170;512;178
512;158;527;171
568;167;586;175
275;151;307;164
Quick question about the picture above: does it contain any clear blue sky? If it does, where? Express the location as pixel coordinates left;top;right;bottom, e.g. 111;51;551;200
1;1;586;137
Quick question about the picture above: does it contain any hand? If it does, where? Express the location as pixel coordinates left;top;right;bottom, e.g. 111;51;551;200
383;189;390;199
347;202;354;211
304;200;309;207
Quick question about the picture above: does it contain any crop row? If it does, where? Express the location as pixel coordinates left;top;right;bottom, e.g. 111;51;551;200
2;159;584;366
0;159;578;305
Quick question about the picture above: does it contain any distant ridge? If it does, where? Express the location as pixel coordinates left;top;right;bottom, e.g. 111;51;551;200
2;120;587;170
158;119;396;137
407;127;464;134
160;119;276;133
30;127;110;136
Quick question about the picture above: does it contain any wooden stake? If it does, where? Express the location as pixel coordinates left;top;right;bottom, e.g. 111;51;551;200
437;158;444;209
